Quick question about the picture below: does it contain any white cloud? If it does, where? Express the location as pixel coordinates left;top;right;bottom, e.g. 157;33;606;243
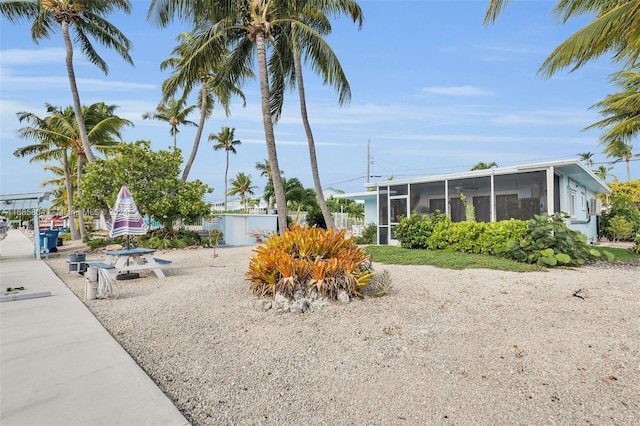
0;47;66;65
421;85;493;96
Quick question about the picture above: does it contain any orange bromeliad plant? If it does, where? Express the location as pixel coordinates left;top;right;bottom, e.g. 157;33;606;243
246;225;376;300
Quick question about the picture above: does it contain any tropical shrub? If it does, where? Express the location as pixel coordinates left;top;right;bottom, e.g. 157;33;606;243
499;213;614;266
246;225;376;300
394;213;526;254
354;223;377;245
428;219;527;255
138;229;200;250
305;206;326;229
394;212;450;249
599;180;640;241
606;215;635;241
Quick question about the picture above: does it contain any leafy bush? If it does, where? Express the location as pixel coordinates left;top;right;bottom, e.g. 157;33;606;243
394;212;450;249
305;206;326;229
599;180;640;241
427;219;528;255
138;229;200;250
499;213;614;266
606;215;635;241
247;225;376;300
354;223;377;245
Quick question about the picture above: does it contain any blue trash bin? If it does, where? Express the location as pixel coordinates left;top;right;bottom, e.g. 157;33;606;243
39;230;60;252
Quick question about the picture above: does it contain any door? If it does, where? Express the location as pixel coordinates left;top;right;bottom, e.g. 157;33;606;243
389;196;408;246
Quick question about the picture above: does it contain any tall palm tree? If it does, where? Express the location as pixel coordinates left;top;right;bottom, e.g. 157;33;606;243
228;171;257;211
470;161;498;170
14;102;131;239
484;0;640;76
1;0;133;163
602;140;638;181
209;126;241;210
159;30;250;181
268;0;364;229
148;0;337;234
577;152;595;167
14;105;80;240
142;97;198;149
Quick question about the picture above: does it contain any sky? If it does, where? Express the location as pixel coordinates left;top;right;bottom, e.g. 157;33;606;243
1;0;638;206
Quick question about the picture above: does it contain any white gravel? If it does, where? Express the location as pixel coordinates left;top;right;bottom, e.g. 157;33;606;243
45;241;640;425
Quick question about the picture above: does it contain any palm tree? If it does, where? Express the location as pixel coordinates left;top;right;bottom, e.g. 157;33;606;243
256;158;283;213
228;171;257;212
585;69;640;143
484;1;640;76
142;97;197;149
209;126;241;210
1;0;133;163
14;105;80;240
268;0;364;229
602;140;639;181
577;152;595;167
593;164;613;181
148;0;337;234
14;102;131;239
281;177;315;223
159;30;250;181
470;161;498;170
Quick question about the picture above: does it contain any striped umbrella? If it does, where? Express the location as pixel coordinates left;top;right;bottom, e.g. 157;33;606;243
109;186;149;239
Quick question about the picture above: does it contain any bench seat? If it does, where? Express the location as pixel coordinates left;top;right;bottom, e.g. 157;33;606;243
87;262;116;270
153;258;172;265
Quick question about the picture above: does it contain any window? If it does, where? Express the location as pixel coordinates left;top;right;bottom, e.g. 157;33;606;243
568;179;587;222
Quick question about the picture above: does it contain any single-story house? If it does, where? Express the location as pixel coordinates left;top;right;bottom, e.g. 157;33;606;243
335;159;611;245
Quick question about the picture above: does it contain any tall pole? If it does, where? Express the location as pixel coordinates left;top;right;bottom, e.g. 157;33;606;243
367;140;370;184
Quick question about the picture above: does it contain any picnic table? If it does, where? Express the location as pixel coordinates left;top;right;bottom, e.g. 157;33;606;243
88;248;172;279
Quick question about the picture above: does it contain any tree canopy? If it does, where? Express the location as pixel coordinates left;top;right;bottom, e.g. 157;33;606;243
78;141;212;231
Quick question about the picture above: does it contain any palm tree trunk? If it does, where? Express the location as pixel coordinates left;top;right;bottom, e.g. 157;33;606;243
626;157;631;181
62;21;95;163
256;32;288;234
224;151;229;210
293;47;335;229
181;80;208;182
62;152;80;241
76;159;87;240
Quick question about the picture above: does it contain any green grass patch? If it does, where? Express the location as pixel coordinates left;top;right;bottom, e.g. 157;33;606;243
601;246;640;262
364;246;541;272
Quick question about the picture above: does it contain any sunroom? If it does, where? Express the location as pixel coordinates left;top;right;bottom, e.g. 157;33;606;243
351;159;610;246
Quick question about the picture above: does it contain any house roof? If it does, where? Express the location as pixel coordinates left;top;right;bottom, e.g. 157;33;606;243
332;191;376;202
0;192;50;212
363;159;611;194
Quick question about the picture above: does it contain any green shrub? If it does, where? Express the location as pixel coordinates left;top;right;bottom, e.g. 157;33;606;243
138;229;200;250
426;220;527;255
499;213;614;266
394;212;450;249
605;215;635;241
428;220;485;252
354;223;377;245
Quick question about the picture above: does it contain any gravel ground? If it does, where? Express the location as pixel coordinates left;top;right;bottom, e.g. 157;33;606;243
45;240;640;425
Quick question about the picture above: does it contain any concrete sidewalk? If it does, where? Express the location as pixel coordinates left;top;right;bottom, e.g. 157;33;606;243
0;230;189;425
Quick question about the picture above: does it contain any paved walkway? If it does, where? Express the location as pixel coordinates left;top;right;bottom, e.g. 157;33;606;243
0;230;189;425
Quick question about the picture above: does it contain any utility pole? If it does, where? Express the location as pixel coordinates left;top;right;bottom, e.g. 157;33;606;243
366;140;370;183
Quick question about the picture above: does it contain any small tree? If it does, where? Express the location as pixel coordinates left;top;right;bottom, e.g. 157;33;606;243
78;141;212;233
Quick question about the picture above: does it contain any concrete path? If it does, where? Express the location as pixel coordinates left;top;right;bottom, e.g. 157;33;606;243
0;230;189;426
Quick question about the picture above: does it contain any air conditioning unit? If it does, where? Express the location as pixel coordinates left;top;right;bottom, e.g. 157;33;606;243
589;198;603;216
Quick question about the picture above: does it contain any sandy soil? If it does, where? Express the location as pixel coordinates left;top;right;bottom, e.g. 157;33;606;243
45;239;640;425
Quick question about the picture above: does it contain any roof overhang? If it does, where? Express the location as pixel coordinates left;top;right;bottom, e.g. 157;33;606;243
0;192;51;212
